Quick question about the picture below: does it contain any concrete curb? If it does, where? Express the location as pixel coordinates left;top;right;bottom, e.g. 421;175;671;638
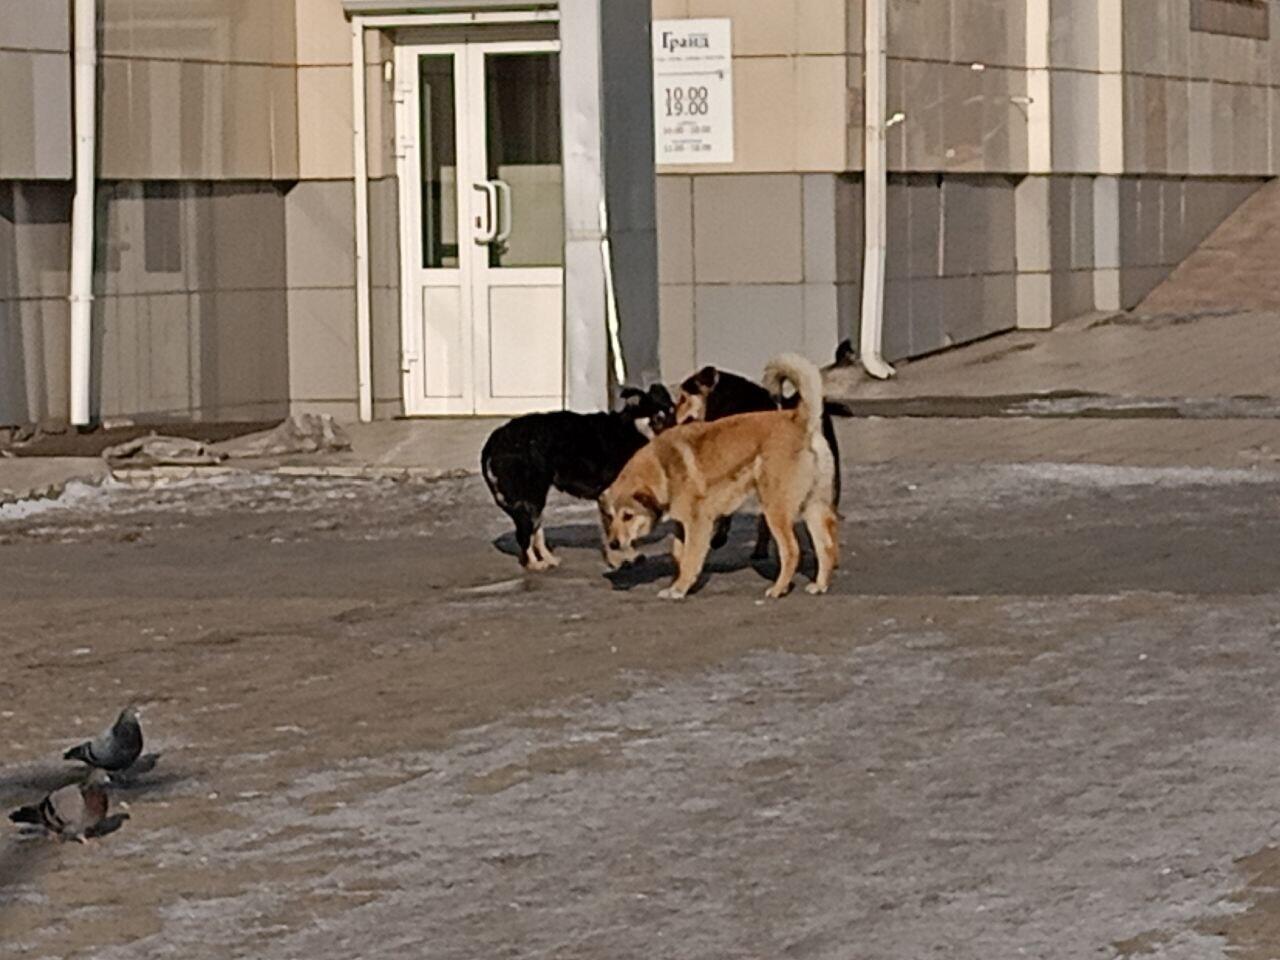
0;458;109;507
108;464;478;486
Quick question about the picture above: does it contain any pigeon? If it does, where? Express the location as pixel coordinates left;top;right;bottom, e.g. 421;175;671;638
9;769;129;842
63;706;144;772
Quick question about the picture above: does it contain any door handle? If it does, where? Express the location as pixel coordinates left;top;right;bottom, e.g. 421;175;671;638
493;179;513;247
472;182;498;244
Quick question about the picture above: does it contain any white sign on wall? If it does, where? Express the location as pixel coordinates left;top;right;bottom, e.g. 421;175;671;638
652;19;735;166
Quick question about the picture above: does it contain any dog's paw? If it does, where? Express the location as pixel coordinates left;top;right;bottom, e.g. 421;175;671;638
764;583;793;600
657;586;687;601
805;582;829;596
525;557;557;572
540;552;563;569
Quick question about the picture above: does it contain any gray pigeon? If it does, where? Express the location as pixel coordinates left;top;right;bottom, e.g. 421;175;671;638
8;769;128;842
63;706;144;772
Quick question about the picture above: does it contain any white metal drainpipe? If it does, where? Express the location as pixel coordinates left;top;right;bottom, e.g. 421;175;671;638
351;17;374;423
69;0;98;426
859;0;895;380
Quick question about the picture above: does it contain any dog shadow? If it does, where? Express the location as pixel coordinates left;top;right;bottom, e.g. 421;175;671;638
492;523;605;558
605;515;813;593
491;515;821;595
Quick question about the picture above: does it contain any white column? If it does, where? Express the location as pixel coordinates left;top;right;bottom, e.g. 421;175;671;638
1096;0;1125;175
351;17;374;423
559;0;610;412
69;0;98;426
1017;0;1053;329
858;0;895;379
1025;0;1053;174
1094;1;1124;310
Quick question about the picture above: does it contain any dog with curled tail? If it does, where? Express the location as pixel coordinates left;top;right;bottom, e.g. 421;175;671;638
600;354;838;600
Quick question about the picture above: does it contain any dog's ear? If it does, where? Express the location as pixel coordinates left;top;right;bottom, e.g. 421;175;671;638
647;383;674;407
635;491;662;516
618;387;646;408
833;339;857;367
693;366;719;390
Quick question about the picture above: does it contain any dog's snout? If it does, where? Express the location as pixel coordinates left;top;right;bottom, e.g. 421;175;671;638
609;539;622;551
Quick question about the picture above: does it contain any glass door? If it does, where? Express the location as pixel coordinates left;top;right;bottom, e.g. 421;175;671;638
396;39;564;417
468;42;564;414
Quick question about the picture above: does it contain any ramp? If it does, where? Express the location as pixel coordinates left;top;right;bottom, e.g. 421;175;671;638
1141;179;1280;313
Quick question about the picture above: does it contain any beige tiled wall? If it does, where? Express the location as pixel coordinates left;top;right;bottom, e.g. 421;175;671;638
0;181;73;425
1123;0;1280;176
96;0;382;182
1118;176;1265;306
0;0;71;179
102;0;296;64
886;0;1030;175
99;0;301;180
655;0;858;174
90;182;292;421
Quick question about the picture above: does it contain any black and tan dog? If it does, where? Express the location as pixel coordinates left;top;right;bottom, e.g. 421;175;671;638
482;385;675;570
600;354;838;600
675;340;853;557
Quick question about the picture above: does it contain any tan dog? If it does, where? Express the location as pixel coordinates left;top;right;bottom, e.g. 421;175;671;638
599;354;838;600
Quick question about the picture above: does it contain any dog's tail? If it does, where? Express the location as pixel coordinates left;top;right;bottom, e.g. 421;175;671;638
763;353;825;438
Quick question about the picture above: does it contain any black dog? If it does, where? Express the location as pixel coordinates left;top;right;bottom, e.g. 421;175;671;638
481;385;675;570
675;342;852;557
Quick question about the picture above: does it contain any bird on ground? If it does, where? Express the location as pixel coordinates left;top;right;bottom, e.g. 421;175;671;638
8;769;129;843
63;706;144;773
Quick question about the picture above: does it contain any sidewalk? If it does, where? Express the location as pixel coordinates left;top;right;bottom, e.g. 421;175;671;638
824;306;1280;470
234;416;498;479
0;419;498;502
826;308;1280;401
4;306;1280;502
0;457;107;506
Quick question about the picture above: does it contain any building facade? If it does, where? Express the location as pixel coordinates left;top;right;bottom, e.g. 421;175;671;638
1;0;1277;426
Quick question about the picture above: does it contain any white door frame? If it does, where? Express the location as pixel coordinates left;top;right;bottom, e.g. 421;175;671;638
395;37;564;417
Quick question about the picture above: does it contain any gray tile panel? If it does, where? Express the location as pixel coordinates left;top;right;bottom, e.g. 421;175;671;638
367;176;400;292
30;49;71;178
658;283;694;383
656;175;693;286
287;287;359;401
952;0;1025;67
286;181;357;290
693;283;804;376
886;179;910;281
836;281;862;347
0;50;35;177
0;182;73;300
0;0;70;52
1069;176;1095;271
1051;268;1094;321
834;175;863;285
0;297;69;426
803;175;838;285
881;277;912;361
801;282;840;362
692;175;803;285
907;275;945;355
369;285;401;407
905;175;941;280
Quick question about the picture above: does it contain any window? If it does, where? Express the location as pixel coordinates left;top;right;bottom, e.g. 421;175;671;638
1190;0;1269;40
